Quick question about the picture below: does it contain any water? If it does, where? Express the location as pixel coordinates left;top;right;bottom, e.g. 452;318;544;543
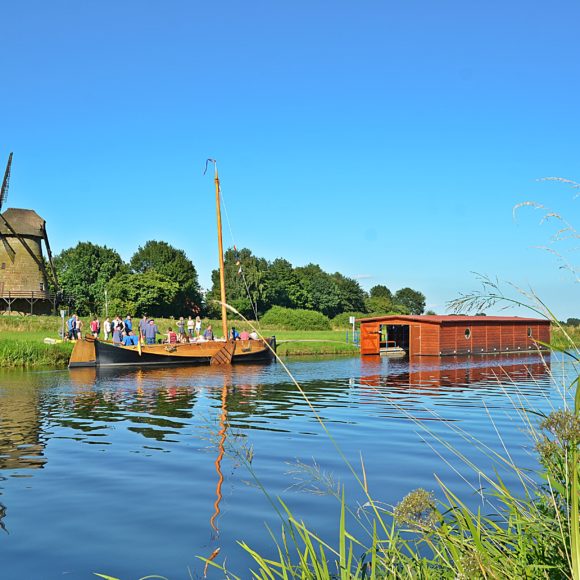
0;353;574;578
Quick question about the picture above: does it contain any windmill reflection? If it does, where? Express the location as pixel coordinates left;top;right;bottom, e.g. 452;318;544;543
0;381;48;533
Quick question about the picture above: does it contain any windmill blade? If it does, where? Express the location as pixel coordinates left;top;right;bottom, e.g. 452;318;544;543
0;152;13;212
42;224;59;290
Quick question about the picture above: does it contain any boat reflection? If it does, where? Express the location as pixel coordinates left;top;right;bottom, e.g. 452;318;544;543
0;353;554;538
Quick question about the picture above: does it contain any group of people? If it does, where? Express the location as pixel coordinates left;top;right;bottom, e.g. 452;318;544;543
66;313;259;347
230;327;259;341
66;314;84;340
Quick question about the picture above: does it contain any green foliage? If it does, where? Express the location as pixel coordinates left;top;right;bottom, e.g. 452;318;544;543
130;240;202;315
263;258;308;310
0;338;72;368
208;247;269;317
568;317;580;326
54;242;125;316
370;284;393;300
331;311;368;328
394;287;426;315
261;306;331;330
295;264;343;318
331;272;368;313
106;272;180;318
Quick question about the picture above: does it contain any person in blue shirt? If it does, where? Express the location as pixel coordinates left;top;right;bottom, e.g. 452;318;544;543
67;315;77;340
124;315;133;334
122;332;139;346
144;319;159;344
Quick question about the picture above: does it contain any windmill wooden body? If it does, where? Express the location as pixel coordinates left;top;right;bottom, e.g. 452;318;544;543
0;153;60;314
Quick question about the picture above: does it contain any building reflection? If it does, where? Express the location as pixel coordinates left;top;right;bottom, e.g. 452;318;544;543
0;381;48;533
358;353;551;392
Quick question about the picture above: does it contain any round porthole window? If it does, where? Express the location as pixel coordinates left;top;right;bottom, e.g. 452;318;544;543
464;328;471;339
527;327;532;337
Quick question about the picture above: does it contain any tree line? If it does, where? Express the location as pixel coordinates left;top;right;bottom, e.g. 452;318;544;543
53;241;427;319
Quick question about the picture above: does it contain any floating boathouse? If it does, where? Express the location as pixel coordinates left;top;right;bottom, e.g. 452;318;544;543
358;315;551;357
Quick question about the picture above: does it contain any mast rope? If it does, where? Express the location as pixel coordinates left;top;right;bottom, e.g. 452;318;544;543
219;185;261;325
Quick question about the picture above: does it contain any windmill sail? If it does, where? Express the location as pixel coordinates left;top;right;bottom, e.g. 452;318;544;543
0;152;13;212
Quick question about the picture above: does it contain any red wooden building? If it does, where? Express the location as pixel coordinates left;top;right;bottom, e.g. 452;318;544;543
358;315;550;357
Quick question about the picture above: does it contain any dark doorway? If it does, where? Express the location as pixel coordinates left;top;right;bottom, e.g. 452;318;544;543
379;324;410;352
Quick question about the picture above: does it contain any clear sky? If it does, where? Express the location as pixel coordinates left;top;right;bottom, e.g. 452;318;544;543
1;1;578;318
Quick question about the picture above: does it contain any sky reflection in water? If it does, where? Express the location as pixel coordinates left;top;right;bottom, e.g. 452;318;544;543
0;353;573;578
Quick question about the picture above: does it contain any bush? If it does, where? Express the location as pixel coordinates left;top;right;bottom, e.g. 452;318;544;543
261;306;331;330
331;312;368;328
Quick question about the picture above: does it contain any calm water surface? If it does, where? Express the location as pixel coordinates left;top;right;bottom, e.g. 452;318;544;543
0;353;574;578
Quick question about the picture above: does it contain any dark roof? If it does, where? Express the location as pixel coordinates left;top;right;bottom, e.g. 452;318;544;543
0;208;45;237
357;314;549;325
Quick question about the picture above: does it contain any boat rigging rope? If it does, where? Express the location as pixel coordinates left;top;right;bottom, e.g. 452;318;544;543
218;181;261;325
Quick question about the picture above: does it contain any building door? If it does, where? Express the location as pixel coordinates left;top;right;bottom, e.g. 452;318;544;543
360;323;380;355
411;324;421;356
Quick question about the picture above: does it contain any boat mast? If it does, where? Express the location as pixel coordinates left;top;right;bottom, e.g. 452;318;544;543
209;159;229;340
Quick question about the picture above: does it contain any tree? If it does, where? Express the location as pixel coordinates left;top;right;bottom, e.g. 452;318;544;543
331;273;367;313
130;241;202;315
106;271;180;318
295;264;342;318
394;287;426;315
54;242;125;315
370;285;393;301
207;247;270;318
264;258;308;310
567;317;580;326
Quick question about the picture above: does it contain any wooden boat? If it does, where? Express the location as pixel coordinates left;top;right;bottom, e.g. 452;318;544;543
69;160;276;369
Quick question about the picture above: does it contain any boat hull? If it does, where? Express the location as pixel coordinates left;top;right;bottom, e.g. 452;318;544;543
69;337;276;368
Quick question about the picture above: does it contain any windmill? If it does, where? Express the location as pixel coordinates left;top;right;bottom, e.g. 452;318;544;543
0;152;60;314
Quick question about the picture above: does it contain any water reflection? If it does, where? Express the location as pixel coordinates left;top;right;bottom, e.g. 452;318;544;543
0;352;560;567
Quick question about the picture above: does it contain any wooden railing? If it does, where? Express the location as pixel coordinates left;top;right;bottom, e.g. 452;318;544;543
0;290;58;300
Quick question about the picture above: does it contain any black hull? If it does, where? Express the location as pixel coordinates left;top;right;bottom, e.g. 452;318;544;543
70;338;276;368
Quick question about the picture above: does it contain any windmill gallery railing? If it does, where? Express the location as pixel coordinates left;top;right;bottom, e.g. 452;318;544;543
0;290;62;314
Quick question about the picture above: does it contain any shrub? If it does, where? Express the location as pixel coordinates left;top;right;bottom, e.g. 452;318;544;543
261;306;331;330
330;311;368;328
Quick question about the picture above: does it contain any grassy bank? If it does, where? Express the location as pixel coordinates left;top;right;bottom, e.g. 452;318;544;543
2;314;577;369
0;315;358;368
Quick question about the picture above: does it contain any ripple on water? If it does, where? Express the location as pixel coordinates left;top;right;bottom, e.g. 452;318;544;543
0;353;573;577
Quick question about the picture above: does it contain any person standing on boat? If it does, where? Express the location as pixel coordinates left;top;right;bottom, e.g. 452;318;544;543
187;316;194;338
195;315;202;337
124;315;133;335
112;324;123;345
144;319;159;344
239;330;250;340
177;317;185;341
103;317;112;341
203;324;214;340
90;317;100;338
139;315;148;341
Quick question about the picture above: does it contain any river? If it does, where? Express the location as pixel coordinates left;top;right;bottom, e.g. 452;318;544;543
0;353;573;578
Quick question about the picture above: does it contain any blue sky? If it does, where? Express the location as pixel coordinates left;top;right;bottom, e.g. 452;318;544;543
1;1;578;318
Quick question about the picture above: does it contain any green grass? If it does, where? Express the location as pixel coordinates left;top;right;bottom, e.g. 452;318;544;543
0;315;359;367
2;314;577;369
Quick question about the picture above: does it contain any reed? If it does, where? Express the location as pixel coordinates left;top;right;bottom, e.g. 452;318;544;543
0;337;72;368
194;293;580;579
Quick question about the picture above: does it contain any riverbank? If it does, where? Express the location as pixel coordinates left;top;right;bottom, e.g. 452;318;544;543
1;315;577;369
0;315;359;368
